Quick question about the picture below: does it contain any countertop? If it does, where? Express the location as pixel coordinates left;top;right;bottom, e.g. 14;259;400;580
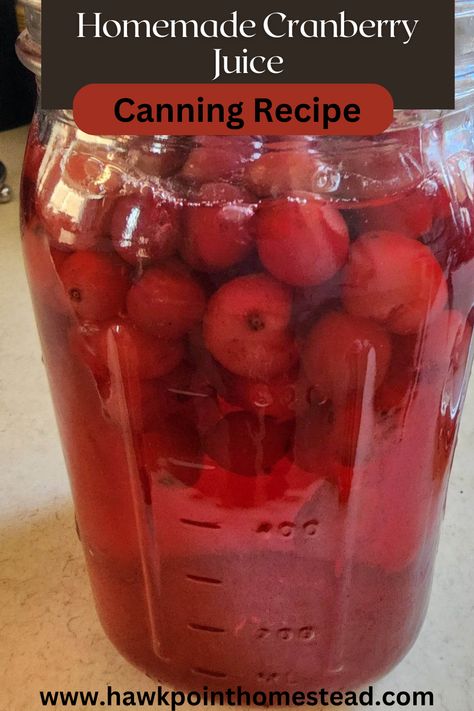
0;126;473;711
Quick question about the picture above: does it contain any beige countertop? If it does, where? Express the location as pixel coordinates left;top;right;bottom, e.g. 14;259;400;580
0;126;473;711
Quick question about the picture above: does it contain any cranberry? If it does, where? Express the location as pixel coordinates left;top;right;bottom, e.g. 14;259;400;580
293;403;334;474
70;320;185;381
303;311;392;400
225;369;308;421
196;454;290;508
256;196;349;287
109;193;181;266
327;394;369;468
37;157;114;251
292;271;344;335
182;185;256;271
153;362;222;433
414;310;472;407
423;187;474;271
203;273;297;380
132;137;189;178
204;411;292;476
354;186;434;239
102;378;162;431
375;335;418;414
194;182;253;203
127;263;207;339
63;149;124;196
179;139;253;184
343;231;448;335
327;133;423;205
22;226;70;313
142;419;202;487
58;251;130;321
245;151;322;197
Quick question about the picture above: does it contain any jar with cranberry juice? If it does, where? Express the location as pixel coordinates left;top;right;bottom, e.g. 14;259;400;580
16;0;474;693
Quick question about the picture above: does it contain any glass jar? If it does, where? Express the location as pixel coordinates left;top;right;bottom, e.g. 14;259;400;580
17;0;474;693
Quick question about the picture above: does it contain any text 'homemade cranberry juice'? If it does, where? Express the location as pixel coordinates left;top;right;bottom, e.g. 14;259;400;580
21;118;474;691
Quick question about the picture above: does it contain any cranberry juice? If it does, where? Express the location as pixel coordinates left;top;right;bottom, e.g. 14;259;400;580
21;120;474;691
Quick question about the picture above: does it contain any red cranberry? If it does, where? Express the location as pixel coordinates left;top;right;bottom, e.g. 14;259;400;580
58;251;130;321
179;139;253;184
256;196;349;287
245;151;322;197
127;263;207;339
343;231;448;335
292;271;345;335
293;403;334;474
203;273;297;380
354;185;434;239
375;334;418;414
196;454;290;508
109;193;181;266
63;149;124;196
102;378;162;431
303;311;392;400
182;185;256;271
70;320;184;381
132;137;189;178
224;369;308;421
204;411;292;476
37;157;114;251
22;226;70;313
142;419;202;487
153;362;222;433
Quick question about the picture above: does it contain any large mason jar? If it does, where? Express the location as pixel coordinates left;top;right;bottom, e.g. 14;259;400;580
16;0;474;693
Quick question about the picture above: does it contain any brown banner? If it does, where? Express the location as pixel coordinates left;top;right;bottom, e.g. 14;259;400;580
73;83;394;136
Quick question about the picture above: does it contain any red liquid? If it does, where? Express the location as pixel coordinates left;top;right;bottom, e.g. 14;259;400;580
21;118;474;691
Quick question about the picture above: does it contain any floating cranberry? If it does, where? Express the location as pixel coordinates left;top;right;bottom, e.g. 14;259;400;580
204;411;292;476
182;185;256;271
303;311;392;400
71;320;184;381
354;186;434;239
102;378;162;431
59;251;130;321
343;231;448;335
256;196;349;287
180;138;254;185
132;137;189;178
293;403;334;474
245;151;322;197
203;273;297;380
63;149;124;196
22;226;70;313
37;156;115;251
375;335;418;414
109;193;181;266
142;419;202;487
196;455;290;509
225;369;308;421
127;263;207;339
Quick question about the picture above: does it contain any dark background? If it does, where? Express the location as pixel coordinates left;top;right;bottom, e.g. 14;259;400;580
42;0;455;110
0;0;35;130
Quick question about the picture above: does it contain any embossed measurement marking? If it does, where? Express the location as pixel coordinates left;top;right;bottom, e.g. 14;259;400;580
186;573;223;586
179;518;221;530
256;626;316;641
255;520;319;537
188;623;226;633
191;667;228;679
